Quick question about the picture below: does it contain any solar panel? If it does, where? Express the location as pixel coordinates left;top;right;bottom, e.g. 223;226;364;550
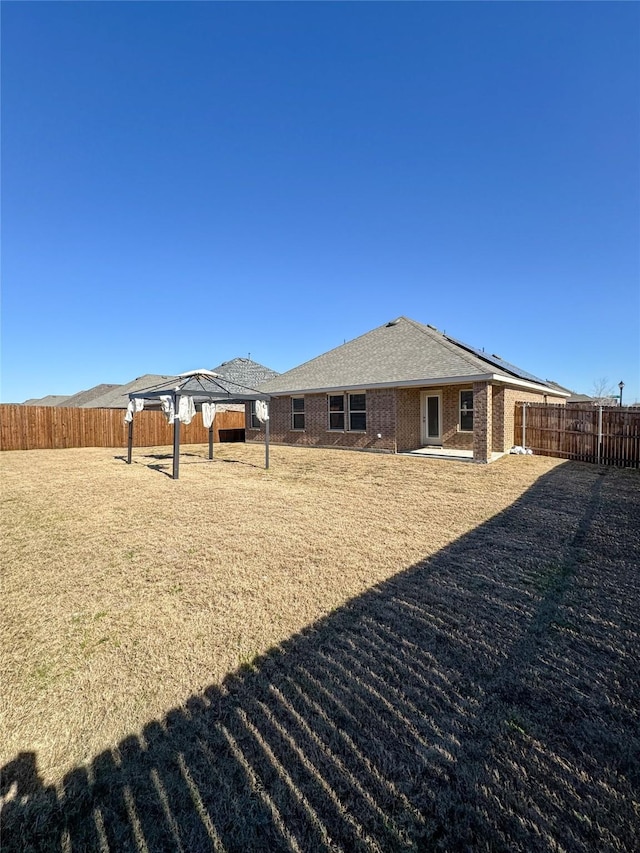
443;334;549;385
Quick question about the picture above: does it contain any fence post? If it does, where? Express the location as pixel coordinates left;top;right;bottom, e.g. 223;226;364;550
597;406;603;466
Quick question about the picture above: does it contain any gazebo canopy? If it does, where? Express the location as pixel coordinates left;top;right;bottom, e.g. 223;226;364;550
128;369;270;406
125;370;270;479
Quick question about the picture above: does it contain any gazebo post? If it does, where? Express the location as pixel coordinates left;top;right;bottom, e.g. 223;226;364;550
172;395;181;480
127;417;134;464
208;425;214;460
265;410;270;470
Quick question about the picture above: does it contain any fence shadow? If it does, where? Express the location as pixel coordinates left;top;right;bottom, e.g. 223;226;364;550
2;465;638;852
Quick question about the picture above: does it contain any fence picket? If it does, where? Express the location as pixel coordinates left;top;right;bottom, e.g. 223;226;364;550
515;403;640;468
0;405;246;451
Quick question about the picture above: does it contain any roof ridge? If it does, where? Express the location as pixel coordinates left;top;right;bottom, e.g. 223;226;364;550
271;318;401;377
403;317;491;374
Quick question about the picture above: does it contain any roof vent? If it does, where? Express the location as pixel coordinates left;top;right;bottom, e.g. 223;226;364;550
492;353;502;360
386;319;399;327
426;324;440;332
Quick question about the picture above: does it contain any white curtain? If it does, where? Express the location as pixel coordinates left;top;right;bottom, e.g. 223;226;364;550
124;397;145;423
160;395;175;424
202;402;217;429
255;399;269;423
178;395;196;425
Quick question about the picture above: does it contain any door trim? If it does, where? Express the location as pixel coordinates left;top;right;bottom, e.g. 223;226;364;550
421;391;442;445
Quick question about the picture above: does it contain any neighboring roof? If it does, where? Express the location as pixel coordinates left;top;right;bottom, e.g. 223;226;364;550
210;357;279;388
22;395;71;406
546;381;595;404
568;394;597;403
56;383;122;407
259;316;562;395
87;375;176;408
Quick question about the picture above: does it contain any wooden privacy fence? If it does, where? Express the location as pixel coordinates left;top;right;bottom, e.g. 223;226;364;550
514;403;640;468
0;405;245;451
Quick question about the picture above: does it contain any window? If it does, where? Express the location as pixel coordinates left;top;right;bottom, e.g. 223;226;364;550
349;393;367;431
250;401;260;429
460;390;474;431
328;393;367;431
328;395;345;430
291;397;305;430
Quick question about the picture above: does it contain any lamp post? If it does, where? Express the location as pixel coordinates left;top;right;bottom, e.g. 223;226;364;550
618;380;624;407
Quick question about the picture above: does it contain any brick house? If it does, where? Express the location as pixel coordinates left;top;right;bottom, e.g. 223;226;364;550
247;317;567;462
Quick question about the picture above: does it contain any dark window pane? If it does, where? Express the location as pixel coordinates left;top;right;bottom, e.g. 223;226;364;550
329;395;344;412
293;413;305;429
427;396;439;438
350;412;367;431
460;411;474;431
460;390;473;431
349;393;366;411
329;412;345;430
292;398;305;412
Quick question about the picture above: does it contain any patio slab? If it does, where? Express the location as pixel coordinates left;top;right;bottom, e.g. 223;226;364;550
400;447;506;463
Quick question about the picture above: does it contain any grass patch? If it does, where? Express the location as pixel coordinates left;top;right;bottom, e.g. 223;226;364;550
1;443;638;851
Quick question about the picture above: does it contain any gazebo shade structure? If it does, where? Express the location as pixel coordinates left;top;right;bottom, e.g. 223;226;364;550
125;370;271;479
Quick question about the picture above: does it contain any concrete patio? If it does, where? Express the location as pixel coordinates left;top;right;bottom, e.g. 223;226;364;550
400;447;506;463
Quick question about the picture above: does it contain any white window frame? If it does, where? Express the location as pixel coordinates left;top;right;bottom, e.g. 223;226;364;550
250;401;260;429
328;394;345;431
327;392;367;432
291;396;305;430
459;389;474;432
348;392;367;432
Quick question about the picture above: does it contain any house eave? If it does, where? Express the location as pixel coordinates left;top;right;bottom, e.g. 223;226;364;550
264;373;566;397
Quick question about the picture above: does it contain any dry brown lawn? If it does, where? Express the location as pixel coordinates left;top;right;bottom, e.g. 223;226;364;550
1;443;638;852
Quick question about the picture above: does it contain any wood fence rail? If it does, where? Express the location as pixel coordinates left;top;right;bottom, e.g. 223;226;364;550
0;405;245;451
514;403;640;468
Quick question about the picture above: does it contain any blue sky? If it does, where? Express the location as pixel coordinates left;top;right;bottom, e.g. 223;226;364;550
2;2;639;403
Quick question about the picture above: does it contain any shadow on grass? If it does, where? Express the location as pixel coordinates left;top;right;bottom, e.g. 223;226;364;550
113;450;264;474
2;464;639;852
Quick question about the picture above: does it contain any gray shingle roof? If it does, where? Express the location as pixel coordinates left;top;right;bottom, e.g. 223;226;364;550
22;395;71;406
86;375;176;408
209;358;279;389
56;383;122;407
258;316;557;395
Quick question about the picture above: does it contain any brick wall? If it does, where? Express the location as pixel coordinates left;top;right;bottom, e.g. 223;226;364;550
246;384;568;457
395;388;420;452
441;386;474;450
472;382;493;462
246;389;397;452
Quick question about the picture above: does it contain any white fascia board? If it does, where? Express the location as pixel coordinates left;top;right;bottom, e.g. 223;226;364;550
265;373;567;397
265;374;496;396
491;374;570;396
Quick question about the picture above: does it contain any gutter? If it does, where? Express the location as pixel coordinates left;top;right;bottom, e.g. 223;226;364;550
263;373;568;398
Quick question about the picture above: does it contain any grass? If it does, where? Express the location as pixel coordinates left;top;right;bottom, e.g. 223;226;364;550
1;443;638;851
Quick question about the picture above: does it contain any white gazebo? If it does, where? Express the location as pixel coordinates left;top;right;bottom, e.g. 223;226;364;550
124;370;271;479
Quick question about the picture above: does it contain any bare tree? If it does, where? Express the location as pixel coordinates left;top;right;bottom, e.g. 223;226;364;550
591;377;617;405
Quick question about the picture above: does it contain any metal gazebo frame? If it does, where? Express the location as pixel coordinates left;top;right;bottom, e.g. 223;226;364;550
125;370;271;479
